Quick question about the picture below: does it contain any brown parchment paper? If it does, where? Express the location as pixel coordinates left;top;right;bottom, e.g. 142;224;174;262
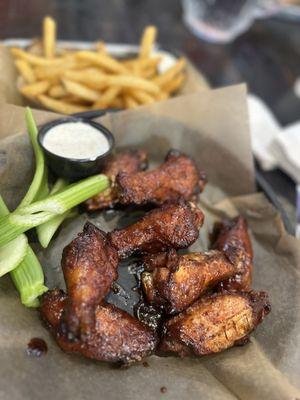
0;86;300;400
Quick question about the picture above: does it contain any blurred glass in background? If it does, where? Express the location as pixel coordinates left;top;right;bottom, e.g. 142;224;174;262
182;0;283;43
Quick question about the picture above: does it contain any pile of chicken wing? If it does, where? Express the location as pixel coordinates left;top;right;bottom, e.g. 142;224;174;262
40;149;271;366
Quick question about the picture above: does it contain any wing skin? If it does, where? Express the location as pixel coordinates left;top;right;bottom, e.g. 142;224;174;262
160;291;270;357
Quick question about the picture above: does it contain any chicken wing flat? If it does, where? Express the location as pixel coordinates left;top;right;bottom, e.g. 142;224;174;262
160;291;270;357
108;201;204;259
41;289;157;365
62;222;118;339
212;216;253;291
116;150;207;206
142;249;245;314
85;149;148;211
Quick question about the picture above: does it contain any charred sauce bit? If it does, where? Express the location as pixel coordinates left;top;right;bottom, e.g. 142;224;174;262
27;338;48;357
160;387;167;394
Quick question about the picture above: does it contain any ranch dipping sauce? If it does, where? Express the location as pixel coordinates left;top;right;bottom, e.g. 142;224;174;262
43;121;110;160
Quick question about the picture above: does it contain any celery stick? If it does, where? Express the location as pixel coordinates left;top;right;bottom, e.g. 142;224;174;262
10;246;48;307
0;174;109;247
0;196;48;306
37;178;71;248
0;197;28;277
18;108;46;207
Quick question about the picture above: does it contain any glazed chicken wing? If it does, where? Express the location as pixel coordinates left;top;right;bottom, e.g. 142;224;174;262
62;222;118;339
142;248;245;314
212;216;253;291
85;149;148;211
41;289;157;365
116;150;206;206
108;201;204;259
160;291;270;357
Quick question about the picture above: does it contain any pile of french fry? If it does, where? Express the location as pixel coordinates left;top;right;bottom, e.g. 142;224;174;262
11;16;186;114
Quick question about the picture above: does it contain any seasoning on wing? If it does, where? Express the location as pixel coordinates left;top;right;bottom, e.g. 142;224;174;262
212;216;253;291
41;289;157;365
160;291;270;357
85;149;148;211
116;149;207;206
108;201;204;259
142;248;245;314
62;222;118;339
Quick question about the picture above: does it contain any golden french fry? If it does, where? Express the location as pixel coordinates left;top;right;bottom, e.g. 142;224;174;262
62;79;101;102
140;67;157;79
43;16;56;58
95;41;107;54
105;75;160;95
38;95;89;114
63;69;108;89
48;84;67;98
123;95;139;109
162;73;185;94
26;39;43;55
139;26;157;59
129;89;155;105
153;57;186;87
110;97;124;109
20;80;50;97
76;51;128;74
92;86;121;109
15;59;36;83
156;91;169;101
10;48;64;67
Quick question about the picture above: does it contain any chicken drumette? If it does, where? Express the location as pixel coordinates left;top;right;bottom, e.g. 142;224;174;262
160;291;270;357
41;289;157;365
62;222;118;339
116;150;206;206
108;201;204;259
85;149;148;211
141;248;245;314
212;216;253;291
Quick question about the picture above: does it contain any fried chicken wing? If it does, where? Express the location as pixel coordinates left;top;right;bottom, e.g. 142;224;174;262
212;216;253;291
108;201;204;259
62;222;118;339
85;149;148;211
116;150;207;206
41;289;157;365
160;291;270;357
142;249;245;313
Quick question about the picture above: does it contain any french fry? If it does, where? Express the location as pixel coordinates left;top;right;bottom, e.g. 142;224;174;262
20;80;50;97
26;39;43;55
38;95;89;114
62;79;102;102
63;69;108;89
92;86;121;109
10;48;64;67
76;51;128;74
123;95;139;109
129;89;155;105
43;16;56;58
48;84;67;98
110;97;124;109
162;73;185;94
15;59;36;83
96;41;107;54
105;75;160;95
139;26;157;59
156;91;169;101
153;57;186;87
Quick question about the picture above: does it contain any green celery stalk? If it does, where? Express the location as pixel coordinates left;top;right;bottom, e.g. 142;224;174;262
0;197;28;277
18;108;47;207
0;196;48;306
10;246;48;307
37;178;72;248
0;174;109;247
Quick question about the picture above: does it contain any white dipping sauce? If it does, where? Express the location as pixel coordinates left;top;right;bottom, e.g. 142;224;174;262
43;121;110;160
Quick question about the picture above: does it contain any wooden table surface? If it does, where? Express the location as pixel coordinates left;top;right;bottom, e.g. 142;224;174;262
1;0;298;226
